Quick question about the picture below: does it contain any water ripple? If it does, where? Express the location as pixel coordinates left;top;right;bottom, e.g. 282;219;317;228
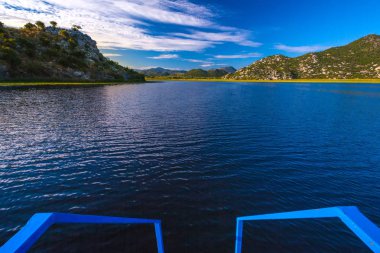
0;82;379;252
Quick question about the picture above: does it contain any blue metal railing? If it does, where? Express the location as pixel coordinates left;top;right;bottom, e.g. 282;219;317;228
1;207;379;252
0;213;164;253
235;206;380;253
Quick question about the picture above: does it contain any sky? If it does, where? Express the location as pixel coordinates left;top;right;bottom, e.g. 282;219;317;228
1;0;380;70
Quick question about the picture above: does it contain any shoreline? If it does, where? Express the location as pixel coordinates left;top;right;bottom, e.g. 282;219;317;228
147;78;380;84
0;81;146;87
1;79;380;87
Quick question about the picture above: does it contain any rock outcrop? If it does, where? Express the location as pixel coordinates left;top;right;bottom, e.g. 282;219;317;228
0;22;144;82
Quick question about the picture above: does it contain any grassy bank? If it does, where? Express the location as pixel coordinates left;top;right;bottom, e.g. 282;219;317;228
0;81;145;87
147;78;380;84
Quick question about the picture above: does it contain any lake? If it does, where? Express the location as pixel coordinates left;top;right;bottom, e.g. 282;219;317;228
0;81;379;253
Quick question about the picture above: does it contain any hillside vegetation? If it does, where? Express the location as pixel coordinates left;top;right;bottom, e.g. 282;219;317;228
0;21;144;82
139;66;236;79
226;35;380;80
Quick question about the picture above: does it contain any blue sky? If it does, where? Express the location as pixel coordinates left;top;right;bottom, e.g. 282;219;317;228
1;0;379;70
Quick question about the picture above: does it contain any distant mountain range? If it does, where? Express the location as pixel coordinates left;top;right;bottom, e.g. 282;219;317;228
136;67;186;77
137;66;236;78
226;34;380;80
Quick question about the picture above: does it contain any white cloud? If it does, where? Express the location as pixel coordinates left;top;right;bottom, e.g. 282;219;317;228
200;63;214;67
113;1;213;28
173;31;261;47
200;63;227;68
132;66;159;70
185;59;209;63
148;54;179;59
214;53;262;59
182;59;229;68
275;44;331;53
184;59;215;67
103;53;122;57
0;0;258;52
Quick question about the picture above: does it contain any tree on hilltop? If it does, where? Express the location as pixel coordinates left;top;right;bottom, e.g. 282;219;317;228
50;21;57;28
24;22;37;30
71;25;82;31
35;21;46;31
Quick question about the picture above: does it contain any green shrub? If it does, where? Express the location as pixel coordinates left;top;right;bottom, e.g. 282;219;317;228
70;50;86;58
17;37;35;49
58;55;87;69
23;61;49;76
68;37;78;49
25;48;36;57
39;34;51;46
44;48;60;58
0;47;21;66
58;30;69;39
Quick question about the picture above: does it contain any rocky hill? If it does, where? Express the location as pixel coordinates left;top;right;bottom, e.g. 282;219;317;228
226;34;380;80
0;21;144;82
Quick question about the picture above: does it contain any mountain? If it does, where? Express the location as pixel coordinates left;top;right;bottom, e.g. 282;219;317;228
226;35;380;80
220;66;236;74
139;66;236;79
0;21;144;82
136;67;186;77
184;67;235;78
137;66;236;78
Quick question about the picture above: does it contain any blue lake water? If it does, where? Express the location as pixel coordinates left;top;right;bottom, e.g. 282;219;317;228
0;81;379;252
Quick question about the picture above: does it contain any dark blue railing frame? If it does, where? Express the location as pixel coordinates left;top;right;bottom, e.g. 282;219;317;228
0;213;164;253
1;206;379;252
235;206;380;253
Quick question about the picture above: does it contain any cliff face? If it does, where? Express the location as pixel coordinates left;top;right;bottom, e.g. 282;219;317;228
226;35;380;80
0;22;144;82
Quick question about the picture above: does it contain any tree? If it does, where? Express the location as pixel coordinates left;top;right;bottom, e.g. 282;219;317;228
35;21;46;31
24;22;36;30
50;21;57;28
0;21;4;28
71;25;82;31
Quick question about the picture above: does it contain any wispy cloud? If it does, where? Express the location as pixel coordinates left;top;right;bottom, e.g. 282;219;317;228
133;66;185;71
112;1;213;28
181;58;228;68
103;53;122;57
148;54;179;59
275;44;331;53
173;31;261;47
185;59;210;63
200;63;227;68
0;0;259;52
184;58;215;67
214;53;262;59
